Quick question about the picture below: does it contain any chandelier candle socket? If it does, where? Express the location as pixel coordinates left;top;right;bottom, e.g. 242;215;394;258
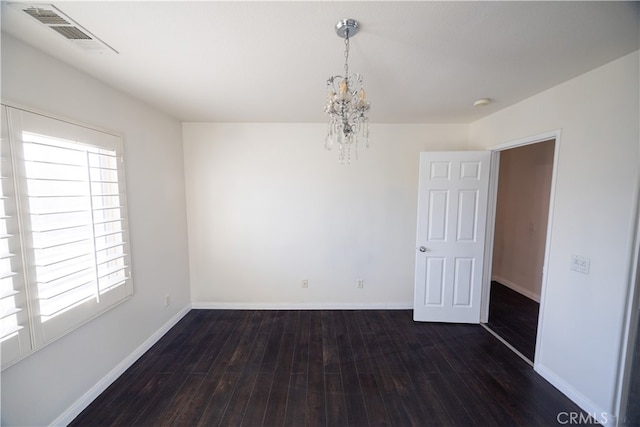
324;19;370;164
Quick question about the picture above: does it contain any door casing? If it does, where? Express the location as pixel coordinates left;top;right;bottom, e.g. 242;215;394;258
480;129;562;367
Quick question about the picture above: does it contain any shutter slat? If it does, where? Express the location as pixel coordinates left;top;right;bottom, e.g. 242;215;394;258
26;177;87;184
35;250;91;268
32;236;92;250
94;229;125;239
97;264;127;279
0;271;18;280
37;265;94;286
0;306;21;319
97;252;126;266
39;286;95;318
99;276;128;292
0;289;19;299
30;209;90;216
0;324;24;341
95;241;125;252
27;194;88;198
32;223;90;233
94;218;124;226
92;193;120;197
24;139;98;155
38;276;94;300
25;159;85;168
92;205;123;211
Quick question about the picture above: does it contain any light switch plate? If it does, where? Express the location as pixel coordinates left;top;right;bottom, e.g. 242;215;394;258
570;254;590;274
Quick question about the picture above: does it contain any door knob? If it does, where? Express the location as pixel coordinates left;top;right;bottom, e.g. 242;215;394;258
419;246;427;252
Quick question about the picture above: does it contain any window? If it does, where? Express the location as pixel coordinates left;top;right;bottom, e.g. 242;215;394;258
1;105;133;369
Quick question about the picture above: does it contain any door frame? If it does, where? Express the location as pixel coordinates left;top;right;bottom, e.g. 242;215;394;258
479;129;562;365
614;168;640;423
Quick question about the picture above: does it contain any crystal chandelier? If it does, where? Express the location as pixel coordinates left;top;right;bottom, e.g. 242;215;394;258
324;19;370;164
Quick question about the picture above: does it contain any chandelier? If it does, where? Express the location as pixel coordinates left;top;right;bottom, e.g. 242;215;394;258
324;19;370;164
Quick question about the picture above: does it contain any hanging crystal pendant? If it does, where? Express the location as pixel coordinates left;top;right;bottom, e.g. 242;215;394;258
324;19;370;164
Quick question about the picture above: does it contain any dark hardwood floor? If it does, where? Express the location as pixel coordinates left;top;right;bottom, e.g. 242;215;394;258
486;281;540;362
70;309;590;426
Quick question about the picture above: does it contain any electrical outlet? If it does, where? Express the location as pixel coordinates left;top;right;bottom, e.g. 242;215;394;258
164;294;170;307
302;279;309;288
356;279;364;288
570;254;590;274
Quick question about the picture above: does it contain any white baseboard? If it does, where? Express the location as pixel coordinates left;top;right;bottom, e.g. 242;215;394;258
51;304;192;427
191;301;413;310
535;363;615;426
492;275;541;302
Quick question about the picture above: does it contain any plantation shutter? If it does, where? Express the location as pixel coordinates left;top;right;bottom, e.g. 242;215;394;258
0;107;32;368
1;105;133;364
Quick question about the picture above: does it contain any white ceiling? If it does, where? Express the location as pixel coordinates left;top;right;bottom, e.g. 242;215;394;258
2;1;639;123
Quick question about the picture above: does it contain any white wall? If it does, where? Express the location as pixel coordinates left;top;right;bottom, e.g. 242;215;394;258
471;51;640;420
492;140;555;301
0;34;191;426
183;123;468;308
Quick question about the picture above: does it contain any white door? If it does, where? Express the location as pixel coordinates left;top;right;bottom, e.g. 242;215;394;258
414;151;491;323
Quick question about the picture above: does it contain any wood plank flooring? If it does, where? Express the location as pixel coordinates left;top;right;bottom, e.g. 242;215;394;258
486;281;540;362
70;309;589;426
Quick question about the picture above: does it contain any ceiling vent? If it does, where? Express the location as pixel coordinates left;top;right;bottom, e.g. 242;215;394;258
12;3;118;54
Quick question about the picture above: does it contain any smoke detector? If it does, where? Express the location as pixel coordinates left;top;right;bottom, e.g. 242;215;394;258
10;3;118;54
473;98;492;107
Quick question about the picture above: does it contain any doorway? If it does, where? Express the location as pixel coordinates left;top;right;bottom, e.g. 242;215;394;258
482;137;557;364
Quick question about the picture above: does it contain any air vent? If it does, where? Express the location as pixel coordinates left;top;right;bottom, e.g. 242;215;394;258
12;3;118;54
23;7;69;25
50;26;91;40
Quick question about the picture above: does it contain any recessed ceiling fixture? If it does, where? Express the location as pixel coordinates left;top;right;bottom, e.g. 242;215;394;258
11;3;118;54
473;98;492;107
324;19;370;164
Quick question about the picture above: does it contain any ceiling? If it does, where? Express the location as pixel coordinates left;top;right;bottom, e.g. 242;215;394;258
1;1;639;123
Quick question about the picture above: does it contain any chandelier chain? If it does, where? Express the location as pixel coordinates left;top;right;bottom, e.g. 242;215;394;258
344;29;350;78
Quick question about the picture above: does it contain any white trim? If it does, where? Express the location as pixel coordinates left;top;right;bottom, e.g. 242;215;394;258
50;304;192;427
481;323;533;366
191;302;413;310
535;363;614;426
480;151;500;323
487;129;561;152
491;275;541;303
613;153;640;423
1;99;123;138
534;130;562;364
